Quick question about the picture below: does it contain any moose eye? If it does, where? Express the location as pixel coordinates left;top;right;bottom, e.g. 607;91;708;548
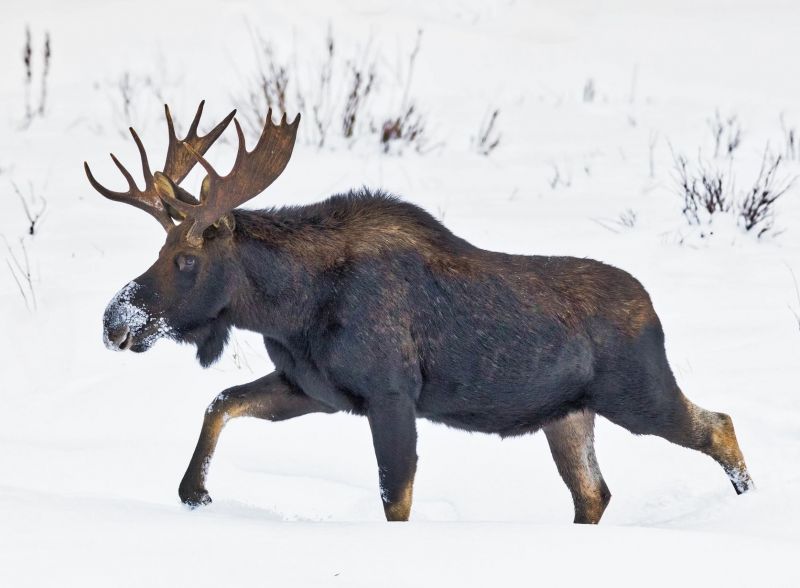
176;254;197;272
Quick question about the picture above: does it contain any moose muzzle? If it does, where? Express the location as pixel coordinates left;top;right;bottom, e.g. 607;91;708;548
102;281;170;352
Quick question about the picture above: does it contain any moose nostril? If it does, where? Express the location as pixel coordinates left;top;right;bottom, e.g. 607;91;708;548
119;329;132;350
105;325;131;351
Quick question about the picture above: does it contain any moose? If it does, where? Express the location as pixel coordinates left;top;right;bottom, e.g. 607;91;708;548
86;102;754;523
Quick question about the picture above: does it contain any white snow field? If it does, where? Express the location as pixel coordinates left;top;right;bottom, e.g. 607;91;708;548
2;0;800;585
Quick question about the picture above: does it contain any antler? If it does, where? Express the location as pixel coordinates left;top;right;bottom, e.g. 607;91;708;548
163;101;236;185
84;101;236;231
84;127;172;230
161;109;300;246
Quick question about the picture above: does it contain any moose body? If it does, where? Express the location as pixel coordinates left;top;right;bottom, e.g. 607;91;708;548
89;103;753;523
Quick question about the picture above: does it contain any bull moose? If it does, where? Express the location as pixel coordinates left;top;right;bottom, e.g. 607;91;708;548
85;102;754;523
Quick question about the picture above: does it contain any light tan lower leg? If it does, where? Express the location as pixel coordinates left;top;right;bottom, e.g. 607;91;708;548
544;410;611;524
682;397;755;494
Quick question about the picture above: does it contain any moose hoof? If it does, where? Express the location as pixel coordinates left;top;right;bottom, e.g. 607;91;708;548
179;485;212;508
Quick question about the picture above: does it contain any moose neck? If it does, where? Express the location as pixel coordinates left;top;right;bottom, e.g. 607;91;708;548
227;208;342;340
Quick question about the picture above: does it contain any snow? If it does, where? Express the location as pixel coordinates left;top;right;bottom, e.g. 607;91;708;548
2;0;800;585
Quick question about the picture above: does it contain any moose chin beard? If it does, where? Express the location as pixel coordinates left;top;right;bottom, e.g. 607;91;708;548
181;313;232;368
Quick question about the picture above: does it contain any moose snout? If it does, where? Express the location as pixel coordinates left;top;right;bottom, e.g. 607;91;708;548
102;281;147;352
104;324;132;351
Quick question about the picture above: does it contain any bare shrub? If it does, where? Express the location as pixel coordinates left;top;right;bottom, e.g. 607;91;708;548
296;28;336;147
780;114;798;162
21;26;52;128
674;153;732;225
239;35;290;137
238;27;345;147
582;78;595;103
237;27;431;152
38;32;51;116
342;63;376;139
107;71;156;137
378;30;430;154
3;236;37;311
380;105;428;154
474;108;501;156
105;61;181;137
618;208;637;228
592;209;637;234
13;182;47;236
115;71;136;127
23;27;32;122
548;163;572;190
4;179;46;310
673;146;794;238
738;151;794;237
228;335;253;372
707;110;742;158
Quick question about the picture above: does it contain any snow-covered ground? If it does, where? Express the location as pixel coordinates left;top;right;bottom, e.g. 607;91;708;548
2;0;800;585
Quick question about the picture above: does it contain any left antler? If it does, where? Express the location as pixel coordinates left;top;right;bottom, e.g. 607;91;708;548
160;109;300;246
84;101;236;230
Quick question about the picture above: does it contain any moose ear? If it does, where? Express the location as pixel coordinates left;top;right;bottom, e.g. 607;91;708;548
154;172;200;222
204;213;235;241
153;171;177;201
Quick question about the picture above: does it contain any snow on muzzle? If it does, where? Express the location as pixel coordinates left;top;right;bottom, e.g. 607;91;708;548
102;281;172;352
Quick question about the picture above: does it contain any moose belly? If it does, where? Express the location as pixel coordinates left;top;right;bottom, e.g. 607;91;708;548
263;336;366;414
415;333;595;436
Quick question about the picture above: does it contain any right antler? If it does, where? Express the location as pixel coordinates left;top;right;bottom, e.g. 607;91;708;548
160;109;300;246
84;101;235;230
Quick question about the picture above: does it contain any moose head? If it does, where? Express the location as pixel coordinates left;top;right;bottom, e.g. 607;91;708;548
85;102;300;364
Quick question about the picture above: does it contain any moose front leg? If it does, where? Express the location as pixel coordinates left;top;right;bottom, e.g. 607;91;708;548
367;397;418;521
179;372;336;507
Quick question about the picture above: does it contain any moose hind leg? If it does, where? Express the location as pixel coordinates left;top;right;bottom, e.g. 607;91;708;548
666;393;755;494
179;371;336;507
544;410;611;524
597;384;754;495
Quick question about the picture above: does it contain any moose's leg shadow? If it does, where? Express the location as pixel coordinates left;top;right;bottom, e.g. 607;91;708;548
179;371;337;507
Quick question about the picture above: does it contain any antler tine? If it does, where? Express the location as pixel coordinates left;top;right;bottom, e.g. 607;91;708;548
231;117;249;172
162;101;237;185
181;109;300;245
129;127;153;186
186;100;204;138
182;115;250;186
109;153;138;190
83;125;174;231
